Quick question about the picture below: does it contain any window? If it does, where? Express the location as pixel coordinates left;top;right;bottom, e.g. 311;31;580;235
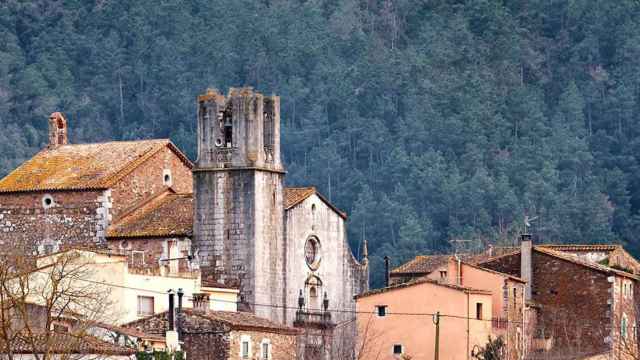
376;305;387;317
240;335;251;359
162;169;173;187
476;303;483;320
393;344;403;355
132;251;145;267
42;194;54;209
440;271;447;279
622;314;628;340
137;296;154;316
261;339;271;360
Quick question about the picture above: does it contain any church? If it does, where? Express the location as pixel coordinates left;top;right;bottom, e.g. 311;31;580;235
0;87;369;359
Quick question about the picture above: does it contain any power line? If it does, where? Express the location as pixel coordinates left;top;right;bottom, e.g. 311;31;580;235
30;268;534;326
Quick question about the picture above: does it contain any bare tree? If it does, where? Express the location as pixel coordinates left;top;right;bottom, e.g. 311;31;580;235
0;247;118;360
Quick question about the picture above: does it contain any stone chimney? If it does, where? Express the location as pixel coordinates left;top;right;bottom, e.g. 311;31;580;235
48;112;68;148
520;234;533;301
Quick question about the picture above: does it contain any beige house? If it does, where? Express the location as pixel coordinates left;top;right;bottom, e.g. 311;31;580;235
30;248;239;324
355;278;493;360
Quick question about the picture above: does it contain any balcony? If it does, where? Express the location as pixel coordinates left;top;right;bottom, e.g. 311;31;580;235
294;310;333;329
492;317;508;330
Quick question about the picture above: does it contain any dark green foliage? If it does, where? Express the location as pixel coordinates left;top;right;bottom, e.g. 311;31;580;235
2;0;640;288
136;350;184;360
472;336;505;360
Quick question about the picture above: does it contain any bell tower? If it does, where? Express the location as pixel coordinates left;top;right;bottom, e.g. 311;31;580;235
193;87;286;322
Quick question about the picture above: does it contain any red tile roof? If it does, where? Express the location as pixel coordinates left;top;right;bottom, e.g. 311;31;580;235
107;191;193;238
3;332;136;355
0;139;191;193
125;309;299;336
390;255;451;275
391;253;491;276
356;277;492;299
284;187;347;219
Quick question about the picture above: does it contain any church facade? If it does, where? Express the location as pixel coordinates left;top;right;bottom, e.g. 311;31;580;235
0;88;368;359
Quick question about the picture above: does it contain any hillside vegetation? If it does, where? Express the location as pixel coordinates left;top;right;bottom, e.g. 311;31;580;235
2;0;640;286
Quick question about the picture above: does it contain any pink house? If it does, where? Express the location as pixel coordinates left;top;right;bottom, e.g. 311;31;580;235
426;257;529;359
356;257;530;360
355;278;493;360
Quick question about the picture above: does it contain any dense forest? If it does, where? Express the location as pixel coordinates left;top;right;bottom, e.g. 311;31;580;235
2;0;640;286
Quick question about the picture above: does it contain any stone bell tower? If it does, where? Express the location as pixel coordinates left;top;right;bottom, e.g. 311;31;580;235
192;87;286;322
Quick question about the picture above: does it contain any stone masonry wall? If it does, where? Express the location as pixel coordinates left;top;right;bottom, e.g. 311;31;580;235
193;168;287;323
483;251;613;355
110;146;192;220
505;279;526;360
613;276;638;359
228;329;297;360
0;189;110;253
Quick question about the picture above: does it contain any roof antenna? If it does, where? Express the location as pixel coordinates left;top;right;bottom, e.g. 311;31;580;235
524;215;538;235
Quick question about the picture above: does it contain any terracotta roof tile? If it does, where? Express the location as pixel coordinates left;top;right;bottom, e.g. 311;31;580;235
0;139;191;193
540;244;620;252
284;187;316;209
3;332;136;355
390;255;450;275
533;246;639;280
356;277;492;299
188;310;299;334
284;187;347;219
391;253;488;276
125;309;299;336
107;191;193;238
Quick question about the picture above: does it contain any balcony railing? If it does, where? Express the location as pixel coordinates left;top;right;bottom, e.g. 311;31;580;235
294;310;333;329
492;317;508;330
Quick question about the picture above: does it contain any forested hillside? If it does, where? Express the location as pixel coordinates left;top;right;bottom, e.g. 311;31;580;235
2;0;640;286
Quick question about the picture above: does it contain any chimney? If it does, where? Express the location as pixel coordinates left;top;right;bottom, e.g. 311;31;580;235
177;288;184;311
165;290;181;352
384;256;390;287
168;290;175;331
192;293;210;313
520;234;533;301
48;112;68;148
176;288;184;334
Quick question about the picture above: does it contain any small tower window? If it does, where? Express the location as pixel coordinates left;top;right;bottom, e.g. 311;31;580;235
376;305;387;317
222;110;233;148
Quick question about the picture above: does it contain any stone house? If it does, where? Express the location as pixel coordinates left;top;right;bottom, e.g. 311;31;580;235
355;278;494;360
479;236;640;359
0;111;192;256
125;305;300;360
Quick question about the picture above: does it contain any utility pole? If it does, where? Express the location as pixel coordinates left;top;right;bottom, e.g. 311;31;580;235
433;311;440;360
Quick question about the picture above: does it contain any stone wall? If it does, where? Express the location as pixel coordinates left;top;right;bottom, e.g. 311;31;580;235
193;169;286;323
0;189;110;252
284;193;368;327
228;329;297;360
110;146;192;220
284;194;368;360
483;251;615;356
